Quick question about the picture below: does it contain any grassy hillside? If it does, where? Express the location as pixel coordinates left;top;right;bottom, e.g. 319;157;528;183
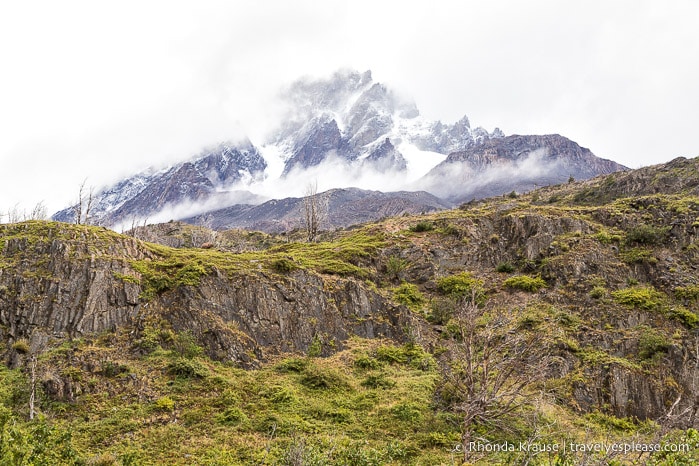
2;157;699;464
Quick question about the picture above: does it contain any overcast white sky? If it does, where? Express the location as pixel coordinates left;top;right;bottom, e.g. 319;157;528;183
1;0;698;215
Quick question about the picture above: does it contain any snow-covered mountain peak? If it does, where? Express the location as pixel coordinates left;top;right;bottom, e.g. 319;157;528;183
51;69;624;231
268;69;503;176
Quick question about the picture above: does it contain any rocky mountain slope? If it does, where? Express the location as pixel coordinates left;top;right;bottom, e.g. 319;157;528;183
3;156;699;463
51;70;626;232
420;133;626;202
184;187;452;232
52;141;267;227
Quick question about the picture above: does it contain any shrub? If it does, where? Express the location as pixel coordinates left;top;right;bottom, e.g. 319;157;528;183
101;360;130;377
611;287;664;311
675;285;699;302
436;272;484;299
393;283;426;311
171;330;204;359
361;373;395;389
375;343;433;370
354;354;382;370
589;286;607;299
428;297;455;325
390;402;423;423
585;412;638;432
216;407;248;426
274;358;308;373
638;327;672;360
409;221;434;233
11;339;30;354
385;256;408;280
595;230;622;244
271;258;297;273
300;366;349;391
620;248;658;264
440;224;460;236
166;358;208;379
153;396;175;412
667;306;699;329
307;334;322;357
495;262;515;273
503;275;547;292
625;224;669;245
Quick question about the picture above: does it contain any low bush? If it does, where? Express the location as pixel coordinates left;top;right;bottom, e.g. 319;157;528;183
11;339;30;354
625;224;669;245
589;286;607;299
393;283;426;311
274;358;309;373
611;287;664;311
495;262;515;273
436;272;484;300
503;275;547;292
167;358;208;379
428;298;455;325
638;327;672;360
675;285;699;302
385;256;408;280
271;258;297;273
409;222;435;233
300;365;350;391
667;306;699;329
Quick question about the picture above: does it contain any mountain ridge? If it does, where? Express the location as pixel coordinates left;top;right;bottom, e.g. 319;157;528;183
51;69;626;231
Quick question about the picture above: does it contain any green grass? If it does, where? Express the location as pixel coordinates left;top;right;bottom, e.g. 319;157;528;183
0;337;455;464
128;230;385;299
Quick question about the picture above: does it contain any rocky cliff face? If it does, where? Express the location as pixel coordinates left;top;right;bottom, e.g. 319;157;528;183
0;221;408;368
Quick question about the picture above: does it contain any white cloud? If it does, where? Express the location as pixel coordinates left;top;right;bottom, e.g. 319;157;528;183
1;0;698;215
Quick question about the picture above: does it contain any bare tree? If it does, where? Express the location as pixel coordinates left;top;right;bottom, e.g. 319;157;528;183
29;201;47;220
29;354;37;420
7;204;22;223
303;181;325;242
73;179;94;224
436;294;553;462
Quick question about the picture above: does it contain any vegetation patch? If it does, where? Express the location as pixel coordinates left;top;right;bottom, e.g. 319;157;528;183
270;257;297;273
503;275;547;292
638;327;672;360
620;247;658;264
589;286;607;299
495;261;515;273
611;286;664;311
393;282;426;311
625;224;670;245
409;221;435;233
384;255;408;281
666;306;699;329
266;231;385;278
299;365;350;391
675;285;699;303
436;272;485;300
166;357;208;379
